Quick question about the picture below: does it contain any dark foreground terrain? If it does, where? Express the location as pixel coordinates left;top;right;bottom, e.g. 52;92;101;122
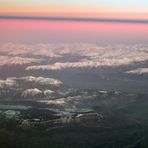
0;91;148;148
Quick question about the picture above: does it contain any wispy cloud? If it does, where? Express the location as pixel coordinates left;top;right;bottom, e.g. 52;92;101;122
0;16;148;24
1;43;148;71
125;68;148;75
25;44;148;70
0;78;17;88
0;43;60;57
0;56;42;66
18;76;63;87
21;88;42;98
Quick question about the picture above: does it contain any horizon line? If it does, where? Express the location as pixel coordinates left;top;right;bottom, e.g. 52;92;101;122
0;15;148;24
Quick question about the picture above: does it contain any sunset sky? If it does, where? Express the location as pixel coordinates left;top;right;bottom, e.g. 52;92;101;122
0;0;148;44
0;0;148;19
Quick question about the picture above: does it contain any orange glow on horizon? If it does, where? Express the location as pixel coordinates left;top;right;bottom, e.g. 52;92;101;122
0;5;148;20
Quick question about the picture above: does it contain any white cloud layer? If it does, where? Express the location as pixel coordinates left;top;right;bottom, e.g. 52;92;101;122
0;56;42;66
125;68;148;75
38;99;66;105
44;90;55;96
0;43;61;57
18;76;63;87
24;44;148;70
0;78;17;88
37;95;96;107
1;43;148;70
21;88;56;98
21;88;42;97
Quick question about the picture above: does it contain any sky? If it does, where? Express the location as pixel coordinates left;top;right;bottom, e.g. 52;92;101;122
0;0;148;44
0;0;148;19
0;19;148;43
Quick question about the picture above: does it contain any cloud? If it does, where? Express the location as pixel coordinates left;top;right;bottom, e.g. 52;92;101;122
21;88;56;99
1;16;148;24
25;44;148;70
0;78;17;88
18;76;63;87
37;95;95;106
0;43;61;57
0;76;62;99
38;99;66;105
0;56;42;66
26;56;148;70
1;43;148;70
21;88;42;98
125;68;148;75
44;90;55;97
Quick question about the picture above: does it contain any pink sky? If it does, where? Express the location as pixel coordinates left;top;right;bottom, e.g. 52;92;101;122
0;19;148;44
